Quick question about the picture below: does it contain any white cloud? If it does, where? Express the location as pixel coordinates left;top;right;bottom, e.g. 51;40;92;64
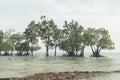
56;4;74;13
48;0;108;15
0;0;120;51
0;0;56;6
0;0;25;6
77;5;107;14
44;0;56;3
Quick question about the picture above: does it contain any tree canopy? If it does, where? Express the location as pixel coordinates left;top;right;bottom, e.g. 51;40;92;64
0;16;115;57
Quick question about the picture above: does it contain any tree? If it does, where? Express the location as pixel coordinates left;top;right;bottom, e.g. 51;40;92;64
15;42;22;55
24;20;40;55
15;41;30;56
38;16;57;56
21;41;30;55
2;28;15;55
52;28;63;56
10;33;24;54
79;28;95;57
1;41;12;55
24;21;38;43
87;28;115;57
59;20;84;56
10;33;24;43
0;30;4;55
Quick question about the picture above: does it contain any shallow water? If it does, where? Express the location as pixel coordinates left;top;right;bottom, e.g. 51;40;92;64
0;52;120;80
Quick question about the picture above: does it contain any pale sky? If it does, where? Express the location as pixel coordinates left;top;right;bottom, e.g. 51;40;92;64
0;0;120;52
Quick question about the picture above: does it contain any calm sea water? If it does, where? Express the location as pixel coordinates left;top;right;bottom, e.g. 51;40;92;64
0;52;120;79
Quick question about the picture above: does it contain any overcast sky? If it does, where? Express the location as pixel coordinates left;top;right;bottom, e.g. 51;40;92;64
0;0;120;52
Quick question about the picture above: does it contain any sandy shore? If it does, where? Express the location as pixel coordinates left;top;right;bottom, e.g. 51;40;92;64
0;71;114;80
1;70;120;80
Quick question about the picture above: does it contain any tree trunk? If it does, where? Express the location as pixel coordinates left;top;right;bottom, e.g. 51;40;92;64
92;46;103;57
46;45;49;57
0;51;1;55
80;48;84;57
4;51;9;56
54;45;57;56
92;52;96;57
92;51;103;57
68;50;75;56
46;37;50;57
25;51;29;56
93;51;99;57
27;51;29;55
90;46;101;57
11;51;13;55
19;51;23;56
96;52;100;57
31;50;33;56
91;46;94;54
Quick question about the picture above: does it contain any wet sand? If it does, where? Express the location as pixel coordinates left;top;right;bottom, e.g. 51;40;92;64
0;71;115;80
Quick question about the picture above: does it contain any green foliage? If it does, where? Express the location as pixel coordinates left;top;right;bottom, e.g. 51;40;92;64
1;29;15;54
0;30;4;42
0;30;4;52
1;41;12;52
52;28;63;56
95;28;114;49
85;28;115;57
24;20;40;55
24;20;38;43
0;16;115;57
59;20;85;56
15;41;30;55
10;33;24;43
37;16;57;56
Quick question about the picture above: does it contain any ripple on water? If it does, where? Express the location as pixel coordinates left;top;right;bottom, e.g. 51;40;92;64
0;53;120;78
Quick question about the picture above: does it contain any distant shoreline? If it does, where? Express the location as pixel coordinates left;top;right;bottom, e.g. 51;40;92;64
1;70;120;80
